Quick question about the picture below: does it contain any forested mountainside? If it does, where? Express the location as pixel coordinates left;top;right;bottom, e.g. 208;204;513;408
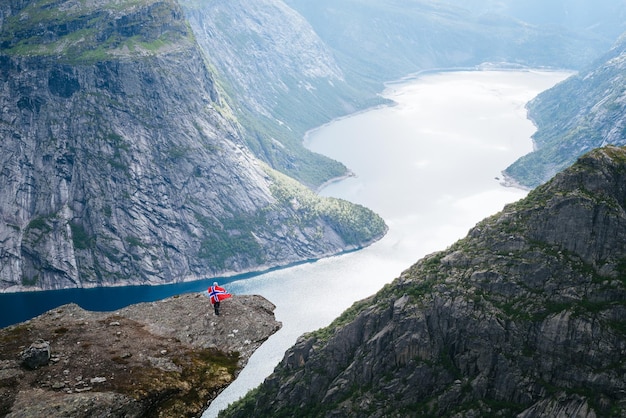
223;146;626;417
0;0;386;291
505;33;626;188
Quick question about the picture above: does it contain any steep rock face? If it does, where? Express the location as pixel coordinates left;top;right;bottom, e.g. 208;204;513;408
181;0;381;188
223;146;626;417
0;0;386;291
505;33;626;188
184;0;344;119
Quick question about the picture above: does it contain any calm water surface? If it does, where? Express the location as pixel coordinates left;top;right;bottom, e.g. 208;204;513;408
202;69;571;417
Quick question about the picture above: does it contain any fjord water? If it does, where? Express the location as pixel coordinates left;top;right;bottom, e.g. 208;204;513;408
203;69;571;416
0;69;570;413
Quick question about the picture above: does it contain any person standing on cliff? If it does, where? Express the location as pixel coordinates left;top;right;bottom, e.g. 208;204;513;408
208;282;232;316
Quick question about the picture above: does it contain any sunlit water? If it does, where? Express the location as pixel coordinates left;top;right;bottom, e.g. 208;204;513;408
203;69;571;417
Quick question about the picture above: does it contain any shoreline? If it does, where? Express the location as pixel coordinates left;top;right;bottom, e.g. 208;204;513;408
0;233;387;328
204;67;574;417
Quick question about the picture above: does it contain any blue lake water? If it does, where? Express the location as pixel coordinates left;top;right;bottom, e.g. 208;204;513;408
0;271;263;328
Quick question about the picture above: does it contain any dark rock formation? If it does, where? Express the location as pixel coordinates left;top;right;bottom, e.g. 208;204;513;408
19;339;50;369
0;293;280;417
222;146;626;417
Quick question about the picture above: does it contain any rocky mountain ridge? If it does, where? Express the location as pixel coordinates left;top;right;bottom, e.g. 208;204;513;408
0;293;280;417
222;146;626;417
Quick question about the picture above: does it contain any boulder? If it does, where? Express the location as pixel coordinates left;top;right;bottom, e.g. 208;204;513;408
20;340;50;369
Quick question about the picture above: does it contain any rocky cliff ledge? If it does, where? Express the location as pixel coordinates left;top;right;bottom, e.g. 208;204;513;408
0;293;280;417
223;146;626;417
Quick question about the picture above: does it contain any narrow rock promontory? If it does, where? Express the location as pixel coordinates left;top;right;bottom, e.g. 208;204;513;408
0;293;280;417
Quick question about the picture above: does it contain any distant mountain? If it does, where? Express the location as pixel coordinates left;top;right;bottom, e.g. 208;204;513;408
222;146;626;417
0;0;386;291
188;0;614;187
284;0;611;87
505;33;626;188
452;0;626;42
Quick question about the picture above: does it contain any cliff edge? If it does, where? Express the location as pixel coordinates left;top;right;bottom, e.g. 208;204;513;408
0;293;280;417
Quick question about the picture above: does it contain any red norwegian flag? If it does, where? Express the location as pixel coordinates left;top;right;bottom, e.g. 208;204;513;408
208;284;232;304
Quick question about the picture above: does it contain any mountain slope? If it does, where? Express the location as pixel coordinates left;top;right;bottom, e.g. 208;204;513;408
181;0;385;188
0;0;386;291
452;0;626;42
505;34;626;188
222;146;626;417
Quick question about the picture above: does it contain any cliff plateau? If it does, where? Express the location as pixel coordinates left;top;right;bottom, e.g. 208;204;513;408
223;146;626;417
0;293;280;417
0;0;386;291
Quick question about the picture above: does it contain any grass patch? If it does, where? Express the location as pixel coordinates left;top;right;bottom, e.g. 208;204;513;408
71;222;93;250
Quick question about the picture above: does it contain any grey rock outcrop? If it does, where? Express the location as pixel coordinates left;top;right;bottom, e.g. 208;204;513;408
0;293;280;417
0;0;386;292
222;146;626;417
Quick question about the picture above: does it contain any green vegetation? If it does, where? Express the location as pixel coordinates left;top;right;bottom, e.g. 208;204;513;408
142;348;239;416
23;215;56;248
0;0;193;63
26;216;52;234
70;222;93;250
125;236;147;249
504;40;626;188
234;104;350;189
265;165;387;246
21;274;39;287
195;212;265;271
